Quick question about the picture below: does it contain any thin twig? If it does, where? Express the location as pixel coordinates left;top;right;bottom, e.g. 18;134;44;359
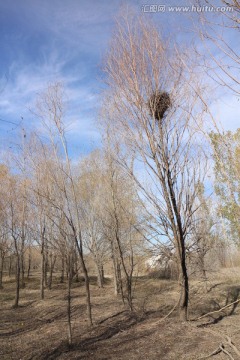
197;345;222;359
194;326;240;359
220;345;235;360
153;296;181;325
225;336;240;357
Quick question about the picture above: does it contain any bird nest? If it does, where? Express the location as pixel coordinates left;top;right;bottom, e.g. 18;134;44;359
148;91;171;121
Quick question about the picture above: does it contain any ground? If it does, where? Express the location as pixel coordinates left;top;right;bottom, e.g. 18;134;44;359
1;269;240;359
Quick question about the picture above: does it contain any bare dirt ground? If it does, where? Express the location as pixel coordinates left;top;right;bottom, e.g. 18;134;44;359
1;269;240;360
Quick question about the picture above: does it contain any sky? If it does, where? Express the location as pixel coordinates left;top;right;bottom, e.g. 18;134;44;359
0;0;239;161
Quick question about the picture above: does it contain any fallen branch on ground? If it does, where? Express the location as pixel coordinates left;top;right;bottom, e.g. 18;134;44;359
191;298;240;321
194;326;240;359
220;345;235;360
153;292;182;325
225;335;240;357
198;345;222;359
198;343;236;360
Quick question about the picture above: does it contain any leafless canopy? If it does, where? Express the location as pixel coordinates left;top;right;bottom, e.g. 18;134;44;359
101;12;209;320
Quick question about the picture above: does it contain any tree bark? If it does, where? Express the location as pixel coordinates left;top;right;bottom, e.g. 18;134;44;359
44;246;48;287
110;240;122;297
67;255;73;346
81;256;92;325
8;255;12;277
165;167;189;320
178;247;189;321
48;253;56;290
101;265;104;282
40;232;45;300
14;253;20;308
27;251;31;279
20;251;25;288
60;254;65;283
75;235;92;326
0;253;4;289
96;262;104;288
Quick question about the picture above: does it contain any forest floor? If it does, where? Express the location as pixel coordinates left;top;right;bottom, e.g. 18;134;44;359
1;268;240;359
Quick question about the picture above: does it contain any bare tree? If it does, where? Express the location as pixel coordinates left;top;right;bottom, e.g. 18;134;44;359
101;13;209;320
34;83;93;325
7;176;24;308
0;164;11;289
79;147;141;310
78;151;109;288
28;148;52;300
102;147;140;310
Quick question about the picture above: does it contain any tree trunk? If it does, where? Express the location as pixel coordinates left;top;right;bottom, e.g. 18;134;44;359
14;253;20;308
112;256;121;296
96;262;104;288
60;254;65;283
27;251;31;279
125;277;133;311
67;255;73;346
165;167;189;321
110;241;121;297
101;265;104;282
48;254;56;290
44;248;48;287
117;262;125;303
40;242;45;300
20;252;25;288
200;251;207;281
75;237;92;326
81;259;92;325
74;259;79;283
8;255;12;277
0;253;4;289
113;259;119;296
178;240;189;321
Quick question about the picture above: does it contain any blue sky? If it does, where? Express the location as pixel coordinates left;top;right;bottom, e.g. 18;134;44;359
0;0;118;157
0;0;239;160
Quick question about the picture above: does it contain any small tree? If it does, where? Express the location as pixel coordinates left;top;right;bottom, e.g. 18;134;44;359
78;151;109;288
34;83;93;325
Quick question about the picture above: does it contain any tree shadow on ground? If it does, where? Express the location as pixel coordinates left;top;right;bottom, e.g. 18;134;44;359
0;303;86;338
207;282;223;293
40;311;145;360
197;285;240;326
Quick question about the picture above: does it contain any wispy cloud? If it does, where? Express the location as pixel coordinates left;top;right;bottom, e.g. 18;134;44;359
0;0;239;162
0;0;119;157
210;94;240;132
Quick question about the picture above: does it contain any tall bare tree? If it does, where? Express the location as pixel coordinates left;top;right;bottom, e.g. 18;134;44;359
34;83;93;325
78;154;109;288
101;13;208;320
7;175;25;307
0;164;11;289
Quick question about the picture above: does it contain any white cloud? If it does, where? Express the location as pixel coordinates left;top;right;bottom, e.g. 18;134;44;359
0;54;101;158
210;94;240;132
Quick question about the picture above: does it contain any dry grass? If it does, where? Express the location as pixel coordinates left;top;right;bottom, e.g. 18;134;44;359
1;269;240;359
